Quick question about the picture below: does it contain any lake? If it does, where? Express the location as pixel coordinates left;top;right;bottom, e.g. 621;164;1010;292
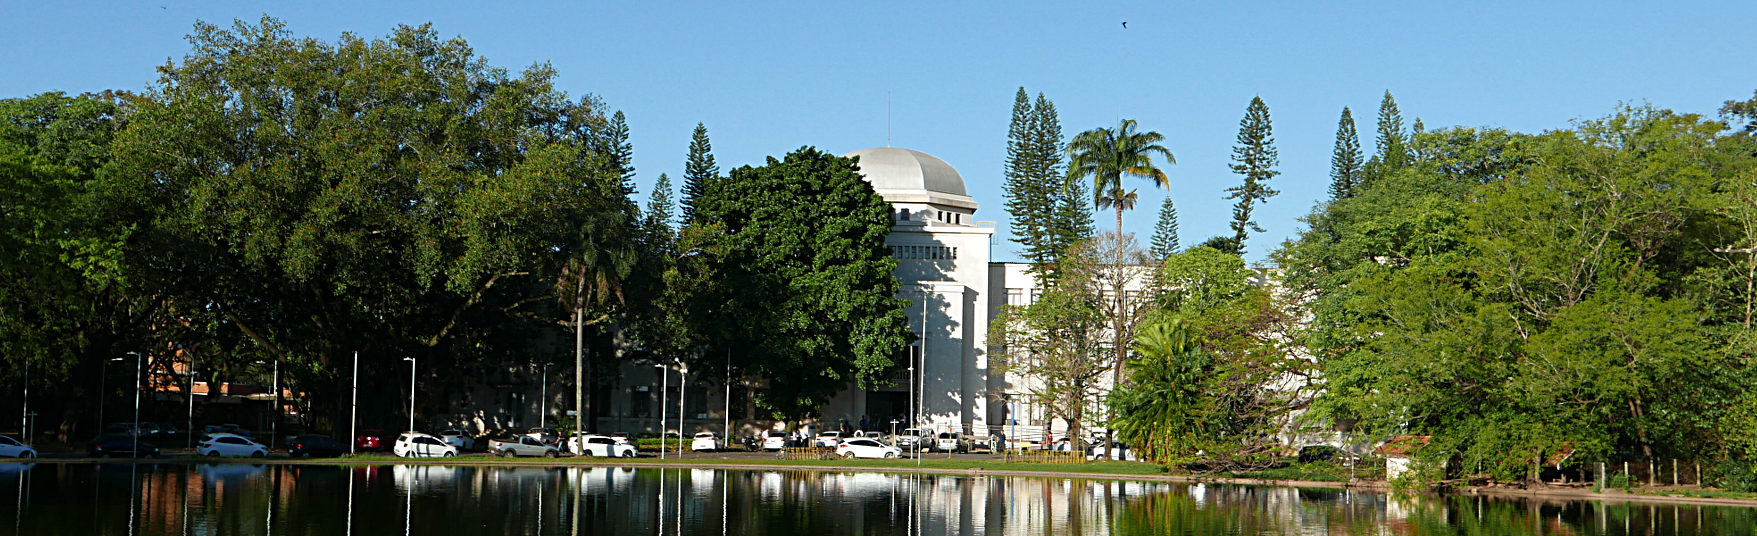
0;462;1751;535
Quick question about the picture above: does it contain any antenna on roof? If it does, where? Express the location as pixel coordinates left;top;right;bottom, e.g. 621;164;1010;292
887;91;892;147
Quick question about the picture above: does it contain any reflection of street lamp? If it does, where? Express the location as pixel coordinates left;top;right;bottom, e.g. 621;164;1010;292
403;357;417;433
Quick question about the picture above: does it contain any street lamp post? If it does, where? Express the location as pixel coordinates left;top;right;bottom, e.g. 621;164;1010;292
538;363;548;429
270;358;279;449
128;351;142;459
98;356;125;431
403;357;417;433
678;366;688;455
655;363;668;460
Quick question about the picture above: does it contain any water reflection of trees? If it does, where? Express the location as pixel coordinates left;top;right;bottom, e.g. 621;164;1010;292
13;465;1757;535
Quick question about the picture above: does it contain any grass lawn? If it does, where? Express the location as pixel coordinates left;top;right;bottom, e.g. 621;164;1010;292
1635;488;1757;500
1216;460;1381;483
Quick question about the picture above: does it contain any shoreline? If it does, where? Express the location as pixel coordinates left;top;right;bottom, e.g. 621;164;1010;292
7;456;1754;508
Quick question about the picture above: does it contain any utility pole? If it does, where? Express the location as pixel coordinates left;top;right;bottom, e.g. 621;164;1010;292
573;275;585;448
270;358;279;449
187;352;197;450
657;363;668;460
539;363;548;429
724;349;731;445
403;357;417;433
679;366;688;454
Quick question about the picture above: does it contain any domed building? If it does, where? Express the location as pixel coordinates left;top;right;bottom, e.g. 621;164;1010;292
816;147;997;436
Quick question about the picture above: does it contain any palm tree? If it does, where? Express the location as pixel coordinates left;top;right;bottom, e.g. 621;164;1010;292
1068;119;1176;236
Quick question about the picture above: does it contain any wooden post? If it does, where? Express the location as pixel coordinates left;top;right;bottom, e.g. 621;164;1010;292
1623;461;1629;484
1672;459;1678;487
1695;463;1701;486
1597;462;1606;491
1649;460;1656;486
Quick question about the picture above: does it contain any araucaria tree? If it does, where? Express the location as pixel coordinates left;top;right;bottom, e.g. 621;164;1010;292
1003;88;1090;279
1225;97;1280;255
1362;90;1408;185
1328;107;1362;200
680;122;717;223
693;147;912;417
1150;196;1180;260
1068;119;1175;236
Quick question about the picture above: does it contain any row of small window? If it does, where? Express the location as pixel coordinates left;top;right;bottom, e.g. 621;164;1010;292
894;208;964;225
892;245;958;260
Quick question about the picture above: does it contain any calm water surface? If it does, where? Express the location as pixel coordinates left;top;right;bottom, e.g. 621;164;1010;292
0;462;1753;535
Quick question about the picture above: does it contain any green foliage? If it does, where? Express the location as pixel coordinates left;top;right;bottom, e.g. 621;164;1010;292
1068;118;1175;235
1369;90;1409;181
643;173;675;246
693;147;911;417
1288;103;1757;485
100;17;641;427
1003;88;1089;280
1707;459;1757;492
680;122;717;223
1328;107;1362;200
1724;90;1757;135
1226;96;1280;254
1148;196;1179;260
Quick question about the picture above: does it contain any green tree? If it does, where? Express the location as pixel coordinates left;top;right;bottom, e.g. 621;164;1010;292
643;172;676;247
1004;89;1088;279
603;110;637;197
1363;91;1409;185
1724;90;1757;135
1068;119;1175;236
1149;196;1180;259
101;17;640;433
1226;97;1280;255
1329;107;1362;200
693;147;911;417
680;122;717;222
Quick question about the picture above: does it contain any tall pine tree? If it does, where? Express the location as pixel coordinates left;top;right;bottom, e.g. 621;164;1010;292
1329;107;1362;200
1366;91;1407;185
1225;96;1280;255
1149;196;1179;260
1003;88;1088;279
1410;117;1426;162
643;172;675;247
680;122;716;223
603;110;637;198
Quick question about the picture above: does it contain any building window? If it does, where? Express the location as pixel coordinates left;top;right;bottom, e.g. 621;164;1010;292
899;208;911;221
1005;288;1025;306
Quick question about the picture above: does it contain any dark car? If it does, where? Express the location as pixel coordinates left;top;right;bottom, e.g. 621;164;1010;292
290;435;349;458
88;435;161;458
356;429;385;452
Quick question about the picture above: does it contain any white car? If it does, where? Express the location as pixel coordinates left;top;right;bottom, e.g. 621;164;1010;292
198;433;268;458
835;438;902;459
814;431;843;448
393;432;459;458
761;431;788;451
439;430;475;450
895;428;930;450
691;432;721;452
572;434;638;457
0;434;37;458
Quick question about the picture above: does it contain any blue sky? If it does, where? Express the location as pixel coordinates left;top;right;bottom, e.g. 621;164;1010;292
4;1;1753;262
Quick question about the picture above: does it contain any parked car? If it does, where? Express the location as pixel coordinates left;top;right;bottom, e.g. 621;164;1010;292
814;431;844;448
934;432;970;453
691;432;721;452
836;438;902;459
289;435;349;458
571;434;638;457
356;429;386;451
88;434;160;458
439;430;475;451
199;433;269;458
524;427;559;445
762;431;788;451
1088;442;1138;461
610;432;632;444
489;435;557;458
0;434;37;458
895;428;931;450
394;432;459;458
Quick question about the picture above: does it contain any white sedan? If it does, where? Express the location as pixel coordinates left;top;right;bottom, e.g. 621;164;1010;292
199;433;268;458
0;434;37;458
572;434;638;457
814;431;844;448
439;430;475;450
393;432;459;458
836;438;902;459
761;431;788;451
691;432;721;452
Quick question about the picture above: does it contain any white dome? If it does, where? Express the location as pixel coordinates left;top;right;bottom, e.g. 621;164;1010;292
844;147;967;196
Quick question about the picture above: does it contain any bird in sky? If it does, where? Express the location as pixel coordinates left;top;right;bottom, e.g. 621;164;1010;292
1121;21;1128;29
